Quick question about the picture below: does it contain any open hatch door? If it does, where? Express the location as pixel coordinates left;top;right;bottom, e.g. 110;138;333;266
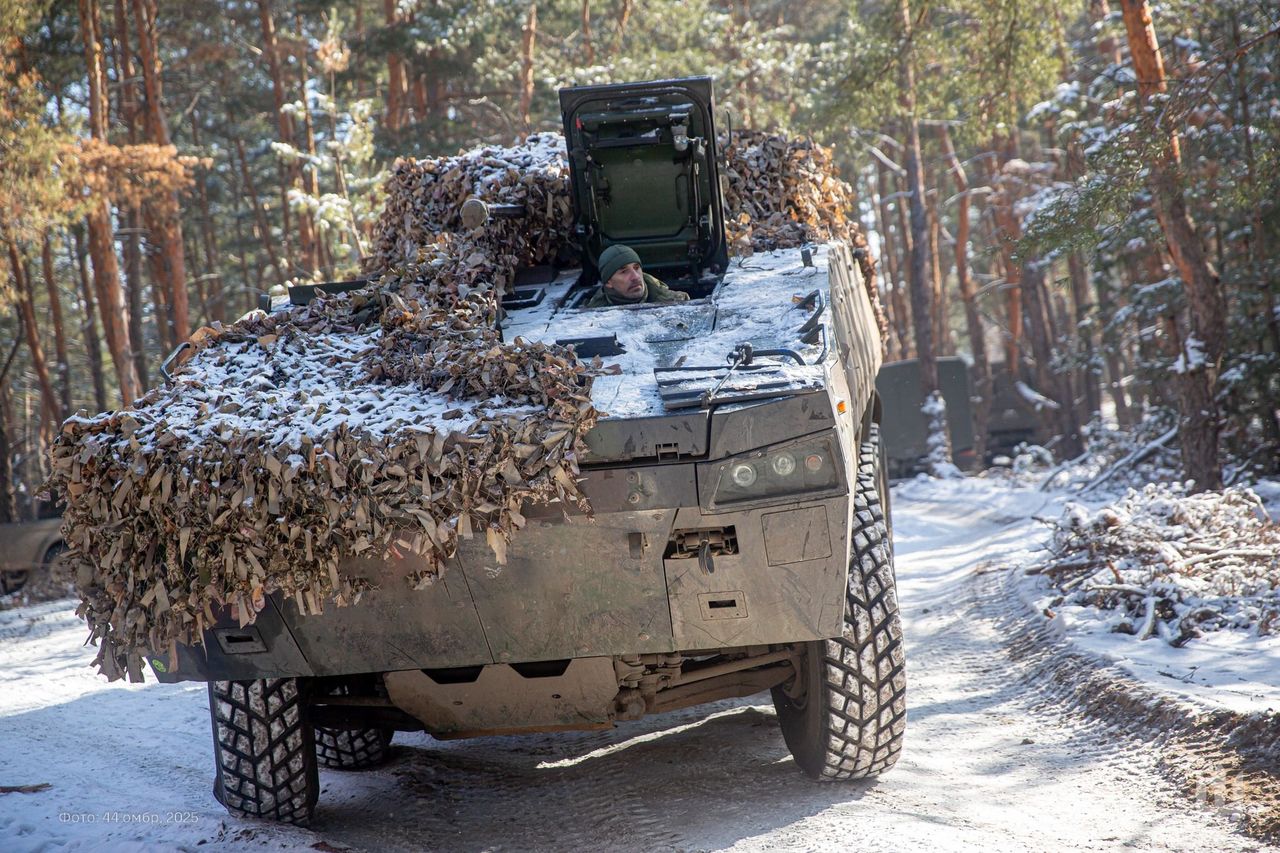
559;77;729;288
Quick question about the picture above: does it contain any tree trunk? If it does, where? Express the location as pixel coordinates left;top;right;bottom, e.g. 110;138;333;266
5;232;61;427
0;345;17;523
1094;275;1133;426
519;4;538;133
189;114;226;323
130;0;189;343
926;166;950;355
231;208;259;315
1020;262;1061;446
78;0;140;406
111;0;149;388
614;0;632;55
235;137;281;284
293;19;330;278
581;0;595;64
144;237;176;354
893;166;915;354
901;12;936;392
1119;0;1225;490
1065;251;1101;419
384;0;407;132
874;162;911;359
228;150;264;312
1230;13;1280;455
69;226;108;412
898;0;951;474
40;235;72;417
941;126;992;465
120;207;151;387
257;0;303;272
1090;0;1123;66
412;73;429;120
990;148;1024;375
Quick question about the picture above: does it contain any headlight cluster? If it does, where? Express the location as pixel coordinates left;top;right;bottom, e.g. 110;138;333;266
705;433;843;508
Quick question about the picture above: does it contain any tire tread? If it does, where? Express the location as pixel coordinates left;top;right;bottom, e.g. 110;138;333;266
209;678;318;825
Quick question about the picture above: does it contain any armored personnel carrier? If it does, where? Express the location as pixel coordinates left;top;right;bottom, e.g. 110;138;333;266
171;77;904;824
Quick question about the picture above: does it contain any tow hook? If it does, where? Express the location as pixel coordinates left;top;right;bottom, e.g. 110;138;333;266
698;537;715;575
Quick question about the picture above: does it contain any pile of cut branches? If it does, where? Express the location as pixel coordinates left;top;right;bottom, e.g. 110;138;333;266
1031;483;1280;645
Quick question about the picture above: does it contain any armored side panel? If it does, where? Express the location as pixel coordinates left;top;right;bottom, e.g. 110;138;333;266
825;243;882;422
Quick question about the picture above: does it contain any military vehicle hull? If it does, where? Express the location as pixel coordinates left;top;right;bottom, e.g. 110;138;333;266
159;244;879;732
876;356;976;476
185;77;903;825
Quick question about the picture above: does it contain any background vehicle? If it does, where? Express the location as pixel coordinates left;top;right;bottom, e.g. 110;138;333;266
0;517;64;596
875;357;976;476
155;77;905;825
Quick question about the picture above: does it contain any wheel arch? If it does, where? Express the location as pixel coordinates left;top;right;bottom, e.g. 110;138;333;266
860;391;883;447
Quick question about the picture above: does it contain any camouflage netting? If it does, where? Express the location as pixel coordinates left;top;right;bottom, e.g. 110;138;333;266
366;130;887;343
367;133;573;281
719;130;888;349
50;127;882;682
48;259;601;683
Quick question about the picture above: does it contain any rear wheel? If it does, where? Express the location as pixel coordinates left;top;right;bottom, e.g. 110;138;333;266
209;678;319;824
0;567;28;595
0;542;60;596
772;423;907;779
315;726;393;770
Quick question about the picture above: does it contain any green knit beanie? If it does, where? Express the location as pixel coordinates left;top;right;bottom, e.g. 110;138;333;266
598;244;641;283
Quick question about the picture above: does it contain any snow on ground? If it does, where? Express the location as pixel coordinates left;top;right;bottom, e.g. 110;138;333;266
1012;482;1279;716
0;476;1273;851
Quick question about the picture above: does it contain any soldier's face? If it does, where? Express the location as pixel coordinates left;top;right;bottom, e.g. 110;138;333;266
605;262;645;299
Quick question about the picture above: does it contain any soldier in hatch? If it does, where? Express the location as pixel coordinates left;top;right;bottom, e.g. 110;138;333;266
585;244;690;308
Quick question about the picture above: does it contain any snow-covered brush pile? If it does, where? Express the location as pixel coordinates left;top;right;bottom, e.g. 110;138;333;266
1029;411;1182;496
46;260;601;682
1031;483;1280;646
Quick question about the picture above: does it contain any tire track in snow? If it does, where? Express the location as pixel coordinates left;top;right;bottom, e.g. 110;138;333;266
969;562;1279;842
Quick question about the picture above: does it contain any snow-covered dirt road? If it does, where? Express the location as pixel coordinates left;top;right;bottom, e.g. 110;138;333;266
1;479;1272;852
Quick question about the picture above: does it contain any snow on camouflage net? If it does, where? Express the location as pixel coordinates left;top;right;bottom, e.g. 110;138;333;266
719;130;887;346
1032;483;1280;645
48;128;880;682
47;271;601;681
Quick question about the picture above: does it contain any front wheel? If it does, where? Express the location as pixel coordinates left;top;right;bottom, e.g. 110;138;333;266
208;678;319;824
772;424;907;779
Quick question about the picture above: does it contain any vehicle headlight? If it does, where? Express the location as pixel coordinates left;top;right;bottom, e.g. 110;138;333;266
701;432;843;508
730;462;758;487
